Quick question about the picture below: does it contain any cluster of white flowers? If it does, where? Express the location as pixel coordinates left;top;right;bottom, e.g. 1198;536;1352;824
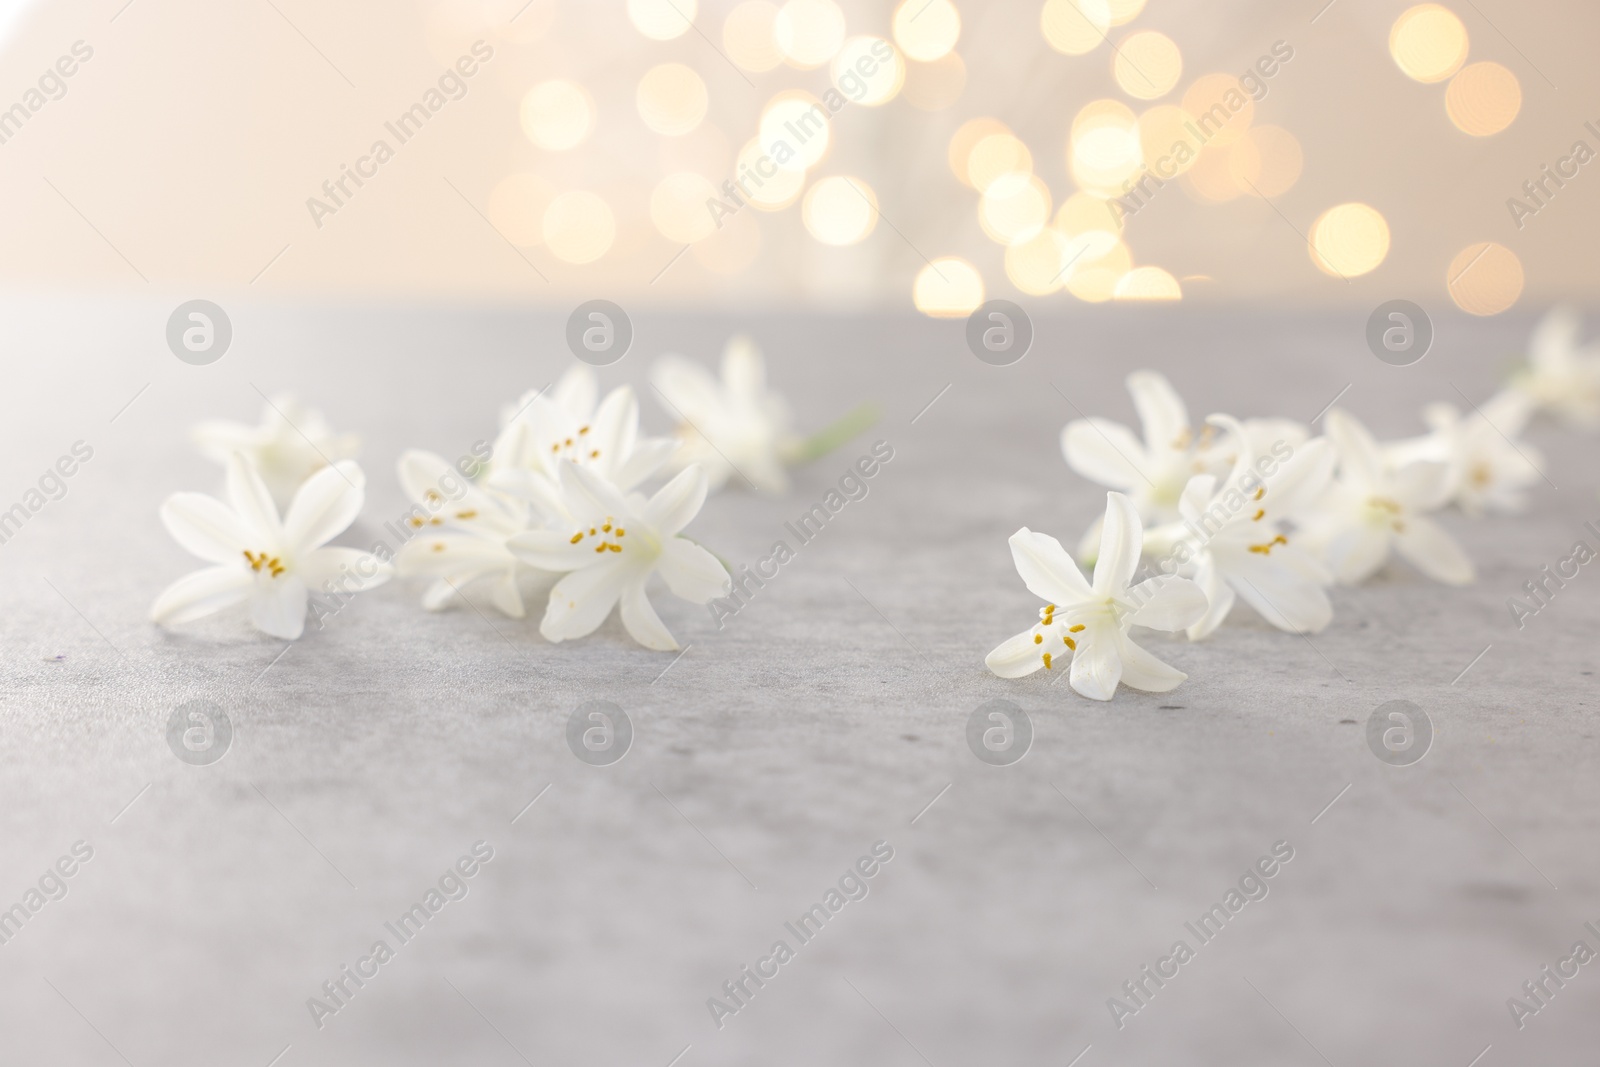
150;339;840;650
988;309;1594;702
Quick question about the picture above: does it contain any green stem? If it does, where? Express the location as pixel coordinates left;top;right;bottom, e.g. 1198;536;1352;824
786;403;880;465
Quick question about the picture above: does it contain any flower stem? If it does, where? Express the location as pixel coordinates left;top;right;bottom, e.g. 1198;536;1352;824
786;403;879;465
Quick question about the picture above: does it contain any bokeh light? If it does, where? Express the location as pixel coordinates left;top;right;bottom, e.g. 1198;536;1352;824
1138;105;1202;177
1115;266;1182;299
1005;229;1074;294
1056;192;1123;247
902;52;967;110
1113;31;1182;100
803;175;878;245
967;132;1034;193
1309;203;1390;278
833;36;905;106
628;0;696;41
738;138;807;209
913;256;984;316
520;80;593;151
1071;99;1142;194
1041;0;1111;57
1448;241;1523;314
691;208;762;274
758;92;832;172
1182;147;1242;202
1446;61;1521;136
949;118;1011;186
637;64;709;136
543;191;615;264
659;122;732;177
774;0;846;69
1106;0;1147;24
1389;4;1469;83
724;1;784;73
651;173;719;244
980;174;1052;245
893;0;960;62
1066;239;1131;302
1181;74;1254;147
487;172;556;247
1229;125;1303;198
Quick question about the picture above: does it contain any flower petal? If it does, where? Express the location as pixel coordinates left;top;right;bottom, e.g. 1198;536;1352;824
490;572;525;618
558;459;634;528
1394;514;1475;585
658;538;731;603
643;466;708;537
507;529;595;573
1323;523;1392;585
591;386;640;472
1068;623;1123;701
985;627;1048;678
250;575;308;640
1116;633;1187;693
1184;554;1237;641
1128;370;1189;455
652;354;724;424
540;563;629;643
609;436;677;493
620;578;679;650
283;461;364;555
1007;527;1093;605
1060;418;1150;492
723;335;766;398
1323;408;1385;488
160;492;256;564
1092;492;1143;596
1392;459;1453;514
226;453;284;543
1228;549;1334;633
552;363;598;420
150;565;253;625
1125;574;1207;631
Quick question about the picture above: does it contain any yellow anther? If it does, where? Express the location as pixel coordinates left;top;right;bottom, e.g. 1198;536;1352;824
570;532;583;544
456;509;477;519
590;449;600;459
615;528;625;537
1033;633;1043;644
602;523;612;532
1042;652;1053;670
409;517;424;528
1064;636;1076;650
607;543;622;552
565;437;573;446
1254;487;1265;500
579;425;590;435
594;545;606;553
432;543;445;552
1252;509;1265;521
1069;624;1085;632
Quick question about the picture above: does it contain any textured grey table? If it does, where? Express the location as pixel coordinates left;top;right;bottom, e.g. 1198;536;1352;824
1;298;1596;1065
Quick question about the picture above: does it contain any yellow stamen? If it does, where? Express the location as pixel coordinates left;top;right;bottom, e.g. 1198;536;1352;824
1033;633;1043;644
432;543;444;552
1252;509;1265;521
570;532;583;544
1069;624;1085;632
1064;636;1076;650
607;543;621;552
1254;487;1265;500
1042;652;1053;669
579;425;590;435
456;509;477;519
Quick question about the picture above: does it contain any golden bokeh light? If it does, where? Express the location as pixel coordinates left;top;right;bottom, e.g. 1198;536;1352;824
981;174;1052;245
893;0;960;62
1114;265;1182;300
651;173;719;244
737;138;807;209
948;118;1010;186
1067;239;1132;302
487;172;556;247
803;175;878;245
1113;31;1182;100
1138;105;1202;177
1446;61;1521;136
543;191;615;264
1106;0;1147;25
902;52;967;110
1056;192;1123;241
774;0;847;69
1181;73;1255;147
1229;125;1303;198
967;132;1034;193
724;1;785;73
692;208;761;274
1041;0;1111;57
1388;4;1468;84
659;122;732;177
1005;229;1074;294
628;0;696;41
1071;99;1142;194
758;92;832;171
913;256;985;316
637;64;709;136
833;36;905;106
1309;203;1390;278
1183;147;1243;202
520;80;593;151
1448;241;1523;315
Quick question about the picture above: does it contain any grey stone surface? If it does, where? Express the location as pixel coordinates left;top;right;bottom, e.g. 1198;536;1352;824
0;297;1596;1065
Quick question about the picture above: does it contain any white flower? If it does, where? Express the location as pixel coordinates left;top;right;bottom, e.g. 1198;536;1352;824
1298;409;1474;586
651;335;801;494
499;364;597;430
192;395;358;509
985;492;1207;701
1151;416;1336;641
507;462;730;650
1511;307;1600;427
1385;390;1544;516
151;455;390;639
391;450;536;617
486;381;675;524
1061;371;1306;557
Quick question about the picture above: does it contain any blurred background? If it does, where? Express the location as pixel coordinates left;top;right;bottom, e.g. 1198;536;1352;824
1;0;1594;313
